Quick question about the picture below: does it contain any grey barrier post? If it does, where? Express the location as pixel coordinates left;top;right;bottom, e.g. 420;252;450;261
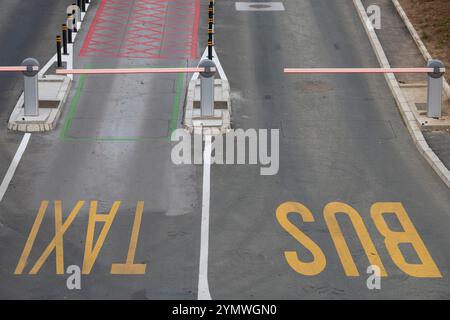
427;59;445;119
21;58;40;117
199;59;216;117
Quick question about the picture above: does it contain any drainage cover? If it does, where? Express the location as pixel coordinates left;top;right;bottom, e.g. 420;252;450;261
235;2;285;11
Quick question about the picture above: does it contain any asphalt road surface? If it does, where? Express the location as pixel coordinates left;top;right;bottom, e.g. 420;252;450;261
0;0;449;299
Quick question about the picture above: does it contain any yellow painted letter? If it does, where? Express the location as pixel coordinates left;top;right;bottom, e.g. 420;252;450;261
82;201;120;274
324;202;387;277
276;201;326;276
29;201;84;274
111;201;147;274
371;202;441;278
15;201;49;275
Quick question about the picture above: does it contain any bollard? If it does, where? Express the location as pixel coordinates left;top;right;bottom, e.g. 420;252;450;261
21;58;40;117
68;27;73;44
427;59;445;119
67;14;73;43
72;11;77;32
62;24;68;55
207;39;213;61
199;59;216;117
77;1;82;12
208;1;214;60
56;36;62;68
81;0;86;12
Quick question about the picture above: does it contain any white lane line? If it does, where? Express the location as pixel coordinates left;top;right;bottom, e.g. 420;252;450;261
39;55;57;76
0;133;31;202
198;134;212;300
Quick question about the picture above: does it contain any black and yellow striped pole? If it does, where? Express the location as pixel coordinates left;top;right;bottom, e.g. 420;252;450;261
67;14;73;43
208;0;214;60
56;35;62;68
62;24;68;55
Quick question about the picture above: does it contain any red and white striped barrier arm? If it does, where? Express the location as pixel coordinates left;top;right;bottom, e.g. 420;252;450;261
0;66;39;72
56;67;209;75
284;67;446;74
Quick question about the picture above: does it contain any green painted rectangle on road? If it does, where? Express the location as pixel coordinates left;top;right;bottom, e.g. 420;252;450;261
60;65;185;142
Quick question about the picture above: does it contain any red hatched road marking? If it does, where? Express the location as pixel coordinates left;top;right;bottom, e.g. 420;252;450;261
80;0;200;60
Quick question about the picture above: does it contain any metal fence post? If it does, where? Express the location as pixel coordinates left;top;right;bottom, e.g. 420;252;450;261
199;59;216;117
427;59;444;119
21;58;40;117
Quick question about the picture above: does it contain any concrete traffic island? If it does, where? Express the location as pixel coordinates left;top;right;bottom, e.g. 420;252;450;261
184;78;231;136
401;82;450;130
184;48;232;136
8;74;71;132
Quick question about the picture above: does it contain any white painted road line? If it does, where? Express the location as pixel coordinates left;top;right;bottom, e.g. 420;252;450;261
39;55;57;76
0;133;31;202
198;134;212;300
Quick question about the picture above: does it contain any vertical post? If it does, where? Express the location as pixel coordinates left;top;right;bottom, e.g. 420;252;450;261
72;10;78;32
427;59;445;119
56;36;62;68
68;28;73;44
208;0;214;60
62;24;68;55
21;58;40;117
81;0;86;12
199;59;216;117
67;14;73;43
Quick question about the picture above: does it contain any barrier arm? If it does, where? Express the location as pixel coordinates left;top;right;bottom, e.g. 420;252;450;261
56;67;209;75
0;66;39;72
284;67;445;74
283;62;446;119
